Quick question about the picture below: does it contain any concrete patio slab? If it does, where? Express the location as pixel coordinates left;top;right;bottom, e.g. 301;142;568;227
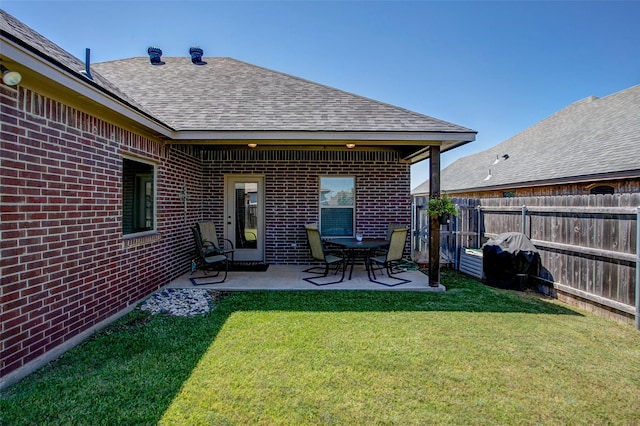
165;264;445;291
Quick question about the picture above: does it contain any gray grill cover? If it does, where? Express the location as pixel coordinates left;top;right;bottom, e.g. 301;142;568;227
482;232;540;290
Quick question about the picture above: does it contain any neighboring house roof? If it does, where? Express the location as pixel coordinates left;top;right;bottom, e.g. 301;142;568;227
413;84;640;194
1;9;476;162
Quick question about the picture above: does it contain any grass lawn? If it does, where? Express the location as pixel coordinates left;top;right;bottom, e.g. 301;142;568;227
2;270;639;425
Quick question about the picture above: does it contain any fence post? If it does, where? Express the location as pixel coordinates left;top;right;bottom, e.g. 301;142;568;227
476;205;482;248
411;199;423;262
521;205;528;236
636;206;639;331
454;204;459;269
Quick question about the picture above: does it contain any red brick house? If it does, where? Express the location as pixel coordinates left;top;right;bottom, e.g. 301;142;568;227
0;10;476;387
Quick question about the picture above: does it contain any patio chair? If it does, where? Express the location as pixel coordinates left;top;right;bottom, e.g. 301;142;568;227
367;227;411;286
302;223;346;286
197;221;234;264
386;223;408;241
190;226;229;285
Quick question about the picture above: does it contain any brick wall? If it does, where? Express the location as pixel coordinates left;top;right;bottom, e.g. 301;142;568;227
1;85;411;382
0;86;199;381
202;150;412;264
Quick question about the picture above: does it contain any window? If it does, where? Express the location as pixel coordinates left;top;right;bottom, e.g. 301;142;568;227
589;185;615;195
319;177;355;237
122;158;155;235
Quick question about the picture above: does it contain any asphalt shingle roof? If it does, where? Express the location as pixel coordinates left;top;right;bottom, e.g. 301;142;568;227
3;7;475;155
413;84;640;194
92;56;475;133
0;10;152;116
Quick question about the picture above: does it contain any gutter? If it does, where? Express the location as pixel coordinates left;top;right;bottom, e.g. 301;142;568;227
1;31;175;137
168;129;478;142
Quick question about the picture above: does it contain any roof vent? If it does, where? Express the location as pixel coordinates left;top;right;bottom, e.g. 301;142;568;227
80;48;93;80
190;47;207;65
148;47;165;65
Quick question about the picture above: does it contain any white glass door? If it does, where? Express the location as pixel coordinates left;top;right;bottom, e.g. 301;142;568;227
224;175;265;262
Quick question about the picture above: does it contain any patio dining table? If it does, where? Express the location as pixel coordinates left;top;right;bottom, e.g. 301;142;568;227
325;237;389;280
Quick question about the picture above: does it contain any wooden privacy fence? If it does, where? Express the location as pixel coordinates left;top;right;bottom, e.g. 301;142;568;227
413;193;640;327
413;197;480;267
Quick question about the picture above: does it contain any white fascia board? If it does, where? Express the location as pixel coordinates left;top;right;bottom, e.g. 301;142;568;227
169;130;477;142
1;39;173;138
2;37;478;145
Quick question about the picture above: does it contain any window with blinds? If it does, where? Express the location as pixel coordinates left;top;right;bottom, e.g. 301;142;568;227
319;176;355;237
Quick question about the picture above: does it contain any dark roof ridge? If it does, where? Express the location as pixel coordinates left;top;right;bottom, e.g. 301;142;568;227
531;83;640;128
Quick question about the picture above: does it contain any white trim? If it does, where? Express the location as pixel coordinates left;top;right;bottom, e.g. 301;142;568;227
224;175;266;262
319;176;356;238
0;38;173;137
122;157;158;236
2;38;477;146
168;130;477;142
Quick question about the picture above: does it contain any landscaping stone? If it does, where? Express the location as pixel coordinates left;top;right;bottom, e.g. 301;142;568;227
140;288;213;317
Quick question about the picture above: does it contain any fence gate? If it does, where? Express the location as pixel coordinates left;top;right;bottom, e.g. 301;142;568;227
412;197;480;267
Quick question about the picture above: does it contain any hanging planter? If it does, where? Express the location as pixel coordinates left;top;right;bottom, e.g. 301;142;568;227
427;193;458;225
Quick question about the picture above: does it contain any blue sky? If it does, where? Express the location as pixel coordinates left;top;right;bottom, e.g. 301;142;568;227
3;1;639;189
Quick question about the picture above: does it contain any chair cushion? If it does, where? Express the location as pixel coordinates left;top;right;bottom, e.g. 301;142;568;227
204;254;227;263
325;254;342;264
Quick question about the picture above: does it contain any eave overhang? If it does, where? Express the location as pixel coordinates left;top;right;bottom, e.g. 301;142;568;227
165;130;476;164
0;34;174;139
2;31;476;164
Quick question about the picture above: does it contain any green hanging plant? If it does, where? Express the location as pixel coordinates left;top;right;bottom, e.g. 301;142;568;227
427;193;458;218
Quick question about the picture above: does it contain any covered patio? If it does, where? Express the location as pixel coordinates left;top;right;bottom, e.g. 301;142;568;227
1;9;471;386
166;264;443;291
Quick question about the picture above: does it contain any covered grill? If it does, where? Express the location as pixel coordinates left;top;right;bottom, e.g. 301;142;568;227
482;232;540;290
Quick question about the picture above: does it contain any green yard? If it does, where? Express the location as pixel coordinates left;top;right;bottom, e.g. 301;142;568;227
2;270;639;425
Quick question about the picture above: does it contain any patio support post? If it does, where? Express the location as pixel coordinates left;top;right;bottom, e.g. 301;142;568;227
428;145;441;287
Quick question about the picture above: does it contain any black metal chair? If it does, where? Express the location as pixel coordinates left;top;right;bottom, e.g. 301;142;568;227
302;224;346;286
190;226;229;285
197;221;235;264
367;227;411;286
